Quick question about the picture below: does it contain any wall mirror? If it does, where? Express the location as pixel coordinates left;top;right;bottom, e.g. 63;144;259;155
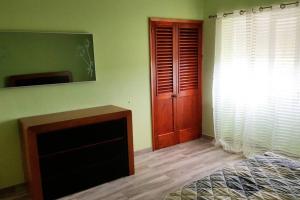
0;32;96;88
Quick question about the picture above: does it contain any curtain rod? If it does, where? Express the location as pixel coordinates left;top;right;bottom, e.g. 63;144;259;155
208;1;299;19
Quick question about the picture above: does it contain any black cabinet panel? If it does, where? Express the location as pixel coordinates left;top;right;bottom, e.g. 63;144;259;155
41;156;128;200
39;139;127;178
36;117;130;200
37;118;127;156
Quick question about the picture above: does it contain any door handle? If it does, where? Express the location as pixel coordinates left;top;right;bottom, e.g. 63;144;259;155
171;94;177;98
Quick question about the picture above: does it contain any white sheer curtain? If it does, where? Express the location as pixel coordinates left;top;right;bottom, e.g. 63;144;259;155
213;4;300;158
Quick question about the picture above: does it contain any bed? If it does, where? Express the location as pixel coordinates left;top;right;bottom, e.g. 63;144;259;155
165;152;300;200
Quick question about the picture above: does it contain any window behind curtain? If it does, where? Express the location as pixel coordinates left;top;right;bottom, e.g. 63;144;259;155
213;5;300;157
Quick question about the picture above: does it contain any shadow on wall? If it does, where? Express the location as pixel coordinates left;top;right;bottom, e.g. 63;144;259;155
0;119;24;188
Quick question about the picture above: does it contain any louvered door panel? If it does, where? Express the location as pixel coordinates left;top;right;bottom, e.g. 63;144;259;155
179;27;199;92
156;27;174;95
150;21;177;150
150;19;202;150
177;24;202;143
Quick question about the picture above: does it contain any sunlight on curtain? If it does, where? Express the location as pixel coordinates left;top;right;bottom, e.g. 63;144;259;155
213;4;300;158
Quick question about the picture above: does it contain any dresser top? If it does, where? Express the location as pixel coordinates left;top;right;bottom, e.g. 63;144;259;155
19;105;130;128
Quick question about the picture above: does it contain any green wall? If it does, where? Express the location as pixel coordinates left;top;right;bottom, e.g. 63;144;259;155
0;0;204;189
202;0;289;137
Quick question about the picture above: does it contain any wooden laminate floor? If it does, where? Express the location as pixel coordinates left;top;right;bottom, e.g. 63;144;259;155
2;138;244;200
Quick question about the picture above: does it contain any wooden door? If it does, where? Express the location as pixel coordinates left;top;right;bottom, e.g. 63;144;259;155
150;18;202;150
150;20;178;149
176;23;202;143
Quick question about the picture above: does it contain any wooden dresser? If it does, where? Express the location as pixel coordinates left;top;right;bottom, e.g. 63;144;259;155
19;105;134;200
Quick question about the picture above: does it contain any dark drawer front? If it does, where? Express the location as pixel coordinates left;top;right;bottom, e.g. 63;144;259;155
39;139;127;178
37;118;127;156
41;155;129;200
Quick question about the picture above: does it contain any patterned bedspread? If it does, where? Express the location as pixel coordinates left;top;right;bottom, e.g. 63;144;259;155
165;152;300;200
